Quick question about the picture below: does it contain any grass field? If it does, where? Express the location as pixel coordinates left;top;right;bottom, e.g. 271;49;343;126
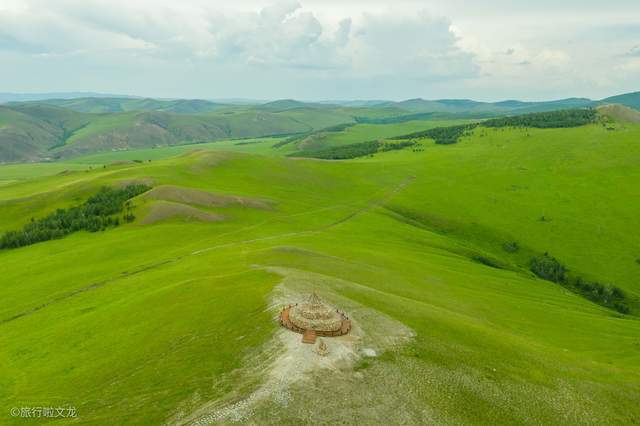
0;115;639;424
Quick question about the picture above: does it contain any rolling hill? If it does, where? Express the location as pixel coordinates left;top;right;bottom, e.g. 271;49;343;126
1;90;638;164
0;107;639;424
0;104;356;163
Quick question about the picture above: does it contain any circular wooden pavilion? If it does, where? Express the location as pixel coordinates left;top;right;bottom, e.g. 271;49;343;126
279;292;351;344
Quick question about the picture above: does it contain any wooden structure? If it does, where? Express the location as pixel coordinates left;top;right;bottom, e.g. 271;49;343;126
279;292;351;344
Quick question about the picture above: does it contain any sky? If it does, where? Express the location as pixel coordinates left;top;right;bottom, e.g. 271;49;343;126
0;0;639;101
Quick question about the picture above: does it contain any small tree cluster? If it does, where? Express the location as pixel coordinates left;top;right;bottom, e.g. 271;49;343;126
573;277;630;314
530;253;566;283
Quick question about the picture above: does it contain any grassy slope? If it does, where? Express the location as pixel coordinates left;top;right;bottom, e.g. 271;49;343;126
63;112;138;145
381;123;640;297
57;109;352;158
0;107;63;163
283;119;472;155
0;120;639;423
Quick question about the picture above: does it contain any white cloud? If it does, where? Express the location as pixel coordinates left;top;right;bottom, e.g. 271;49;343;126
347;11;477;80
0;0;637;100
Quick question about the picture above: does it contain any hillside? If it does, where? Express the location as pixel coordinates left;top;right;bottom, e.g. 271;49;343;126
0;106;82;162
0;105;356;163
0;113;639;424
1;91;638;164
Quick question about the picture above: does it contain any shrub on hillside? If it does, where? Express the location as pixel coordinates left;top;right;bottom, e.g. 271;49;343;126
530;253;566;283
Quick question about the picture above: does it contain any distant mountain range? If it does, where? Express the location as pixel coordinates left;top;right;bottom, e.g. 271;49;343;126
8;97;232;114
0;91;638;163
0;92;138;103
2;91;639;113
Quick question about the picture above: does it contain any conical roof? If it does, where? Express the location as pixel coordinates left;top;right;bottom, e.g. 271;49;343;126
288;292;343;332
308;291;323;306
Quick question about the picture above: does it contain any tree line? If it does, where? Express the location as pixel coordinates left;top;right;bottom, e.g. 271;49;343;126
292;140;415;160
0;184;150;250
390;108;597;145
354;112;436;125
482;108;597;128
530;253;632;314
391;123;478;145
284;107;600;158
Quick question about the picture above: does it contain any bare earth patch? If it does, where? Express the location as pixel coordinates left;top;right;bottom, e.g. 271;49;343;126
140;201;225;225
144;185;273;210
168;264;615;425
173;267;414;425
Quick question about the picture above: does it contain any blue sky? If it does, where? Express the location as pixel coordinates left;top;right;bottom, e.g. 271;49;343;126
0;0;638;101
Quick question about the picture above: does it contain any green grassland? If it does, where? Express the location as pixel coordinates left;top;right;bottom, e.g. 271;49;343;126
8;93;640;164
289;119;471;153
0;111;639;424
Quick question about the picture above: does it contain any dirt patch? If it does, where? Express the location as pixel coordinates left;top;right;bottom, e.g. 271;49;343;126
175;267;414;425
140;201;225;225
175;266;613;425
143;185;273;210
187;151;229;173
